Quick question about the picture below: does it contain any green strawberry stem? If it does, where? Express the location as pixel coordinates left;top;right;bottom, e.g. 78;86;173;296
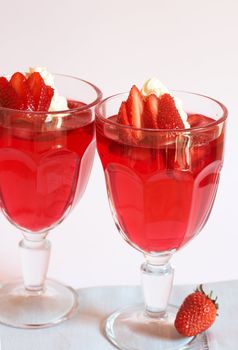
195;284;219;313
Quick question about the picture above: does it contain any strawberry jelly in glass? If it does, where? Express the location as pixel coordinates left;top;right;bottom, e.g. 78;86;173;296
0;101;94;232
96;91;227;350
0;74;101;329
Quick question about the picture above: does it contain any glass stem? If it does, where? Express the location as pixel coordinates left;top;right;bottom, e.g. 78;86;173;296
19;232;51;293
141;252;174;317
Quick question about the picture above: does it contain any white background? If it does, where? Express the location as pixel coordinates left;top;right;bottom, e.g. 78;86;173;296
0;0;237;288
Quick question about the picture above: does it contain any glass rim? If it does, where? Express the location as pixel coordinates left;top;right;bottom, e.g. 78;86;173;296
0;73;102;115
96;90;228;133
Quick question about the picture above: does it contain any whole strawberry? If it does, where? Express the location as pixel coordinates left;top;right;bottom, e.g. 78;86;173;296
175;285;218;337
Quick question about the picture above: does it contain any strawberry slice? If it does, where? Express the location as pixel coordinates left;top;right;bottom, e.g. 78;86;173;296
157;94;184;129
117;101;136;143
27;72;54;111
10;72;35;111
41;85;54;111
118;101;130;126
143;94;158;128
0;77;23;109
117;86;144;143
126;85;144;129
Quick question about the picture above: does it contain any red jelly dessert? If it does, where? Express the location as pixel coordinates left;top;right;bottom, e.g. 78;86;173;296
96;83;226;253
0;70;95;232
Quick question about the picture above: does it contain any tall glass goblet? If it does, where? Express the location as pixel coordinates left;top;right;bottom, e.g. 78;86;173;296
0;75;102;328
96;91;227;350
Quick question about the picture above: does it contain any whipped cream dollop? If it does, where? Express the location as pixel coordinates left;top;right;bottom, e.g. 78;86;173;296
141;77;169;97
141;77;190;128
26;67;68;112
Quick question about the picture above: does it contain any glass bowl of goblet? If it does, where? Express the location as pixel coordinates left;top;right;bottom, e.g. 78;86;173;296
96;91;227;350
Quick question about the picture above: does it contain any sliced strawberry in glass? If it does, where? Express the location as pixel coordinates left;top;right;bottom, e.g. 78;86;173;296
118;101;130;126
0;77;22;109
126;85;144;129
143;94;159;128
27;72;54;111
126;86;144;142
10;72;35;111
117;101;135;144
157;94;185;129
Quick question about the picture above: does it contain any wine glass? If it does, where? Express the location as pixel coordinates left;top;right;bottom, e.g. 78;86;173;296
96;91;227;350
0;74;102;328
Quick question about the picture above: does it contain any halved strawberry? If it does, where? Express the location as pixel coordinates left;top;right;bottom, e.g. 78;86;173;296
10;72;35;110
143;94;158;128
126;85;144;129
157;94;184;129
27;72;54;111
0;77;23;109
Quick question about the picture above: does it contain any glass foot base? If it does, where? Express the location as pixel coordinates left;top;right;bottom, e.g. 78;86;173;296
105;304;209;350
0;279;79;329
